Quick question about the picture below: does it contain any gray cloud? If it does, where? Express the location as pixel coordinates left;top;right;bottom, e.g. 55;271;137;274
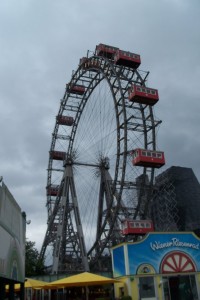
0;0;200;249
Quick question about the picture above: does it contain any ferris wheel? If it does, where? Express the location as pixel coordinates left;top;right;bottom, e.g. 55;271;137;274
40;44;165;274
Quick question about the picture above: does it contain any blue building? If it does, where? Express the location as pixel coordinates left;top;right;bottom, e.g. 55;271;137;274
111;232;200;300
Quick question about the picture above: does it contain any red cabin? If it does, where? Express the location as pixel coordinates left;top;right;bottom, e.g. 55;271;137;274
67;84;85;95
114;50;141;69
79;57;88;66
85;58;101;70
56;115;74;126
96;43;119;59
121;219;154;235
50;151;65;161
46;185;59;196
128;84;159;106
132;148;165;168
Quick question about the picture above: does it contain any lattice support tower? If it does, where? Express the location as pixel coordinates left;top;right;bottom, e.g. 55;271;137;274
150;172;180;231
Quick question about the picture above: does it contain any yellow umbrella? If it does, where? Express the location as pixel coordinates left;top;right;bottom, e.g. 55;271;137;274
46;272;120;288
45;272;121;300
24;278;49;289
7;278;49;291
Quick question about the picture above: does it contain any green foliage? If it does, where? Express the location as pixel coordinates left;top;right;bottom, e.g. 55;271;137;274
25;240;45;276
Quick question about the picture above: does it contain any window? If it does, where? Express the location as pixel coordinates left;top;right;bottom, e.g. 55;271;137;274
142;151;146;156
119;287;124;298
137;87;142;92
152;152;157;157
157;153;162;158
139;277;156;298
147;151;151;157
133;54;139;59
122;222;128;229
129;222;134;228
162;275;199;300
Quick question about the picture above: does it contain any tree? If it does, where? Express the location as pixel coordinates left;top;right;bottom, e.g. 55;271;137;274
25;240;45;276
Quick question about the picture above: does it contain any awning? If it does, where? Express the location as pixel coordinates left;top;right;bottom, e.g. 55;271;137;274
6;278;49;291
45;272;120;288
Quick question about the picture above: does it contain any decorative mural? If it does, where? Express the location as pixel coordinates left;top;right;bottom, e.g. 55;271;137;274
112;232;200;277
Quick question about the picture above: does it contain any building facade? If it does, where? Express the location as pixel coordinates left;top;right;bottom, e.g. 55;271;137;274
151;166;200;232
111;232;200;300
0;180;26;299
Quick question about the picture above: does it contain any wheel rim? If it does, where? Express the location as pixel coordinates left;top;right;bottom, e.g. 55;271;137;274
42;50;160;272
161;251;196;273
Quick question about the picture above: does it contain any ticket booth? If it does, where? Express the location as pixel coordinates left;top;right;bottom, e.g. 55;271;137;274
111;232;200;300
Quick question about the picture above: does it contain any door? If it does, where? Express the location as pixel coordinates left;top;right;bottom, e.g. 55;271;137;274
139;276;156;300
162;275;198;300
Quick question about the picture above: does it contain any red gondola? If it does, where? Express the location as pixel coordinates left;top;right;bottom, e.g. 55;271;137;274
50;151;65;161
121;219;154;235
128;84;159;106
86;58;101;70
67;84;85;95
114;49;141;69
46;185;59;196
131;148;165;168
79;57;88;66
56;115;74;126
96;43;119;59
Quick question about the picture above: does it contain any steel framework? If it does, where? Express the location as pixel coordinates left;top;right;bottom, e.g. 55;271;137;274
151;170;180;232
39;45;162;274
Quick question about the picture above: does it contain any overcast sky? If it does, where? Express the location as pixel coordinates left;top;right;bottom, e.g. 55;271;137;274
0;0;200;250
